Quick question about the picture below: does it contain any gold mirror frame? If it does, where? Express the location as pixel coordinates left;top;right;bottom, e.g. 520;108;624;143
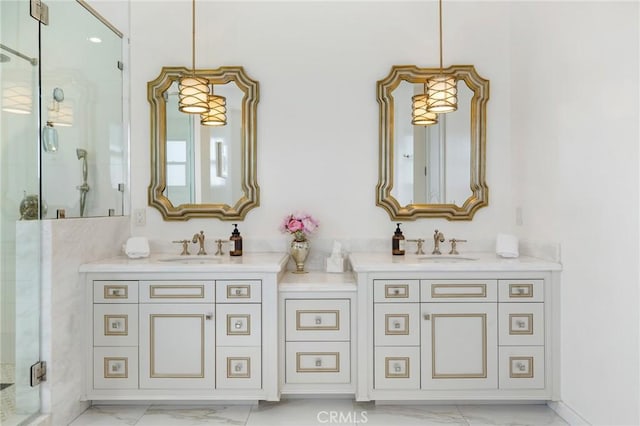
376;65;489;221
148;66;259;221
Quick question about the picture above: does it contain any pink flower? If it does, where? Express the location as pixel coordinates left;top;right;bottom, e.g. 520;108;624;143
280;212;319;238
287;219;304;232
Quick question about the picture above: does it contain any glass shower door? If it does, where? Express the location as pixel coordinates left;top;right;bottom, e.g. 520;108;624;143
0;0;42;424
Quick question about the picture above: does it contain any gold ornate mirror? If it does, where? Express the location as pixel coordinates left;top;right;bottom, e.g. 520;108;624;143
376;65;489;220
148;66;259;220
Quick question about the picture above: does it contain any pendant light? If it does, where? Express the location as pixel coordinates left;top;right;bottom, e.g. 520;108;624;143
178;0;209;114
411;93;438;125
426;0;457;113
200;90;227;126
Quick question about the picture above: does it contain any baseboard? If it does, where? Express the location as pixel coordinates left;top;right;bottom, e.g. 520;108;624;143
547;401;590;425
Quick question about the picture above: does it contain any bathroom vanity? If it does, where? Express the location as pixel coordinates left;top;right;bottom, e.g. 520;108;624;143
80;251;560;403
349;252;561;402
80;253;288;401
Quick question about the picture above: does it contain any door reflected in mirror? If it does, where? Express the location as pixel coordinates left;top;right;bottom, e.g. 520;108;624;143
148;67;259;221
376;65;489;221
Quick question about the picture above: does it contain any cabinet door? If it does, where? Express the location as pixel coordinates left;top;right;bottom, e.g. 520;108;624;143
139;304;215;389
421;303;497;389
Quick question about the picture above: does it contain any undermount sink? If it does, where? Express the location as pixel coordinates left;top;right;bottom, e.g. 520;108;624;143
417;255;478;263
158;255;223;263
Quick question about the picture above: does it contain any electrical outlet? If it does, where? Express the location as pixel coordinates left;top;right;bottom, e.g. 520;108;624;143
515;207;523;226
134;209;146;226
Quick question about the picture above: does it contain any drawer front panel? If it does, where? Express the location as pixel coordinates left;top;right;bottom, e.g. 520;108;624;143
216;280;262;303
93;304;138;346
94;281;138;303
499;346;545;389
286;341;350;384
139;281;214;303
498;280;544;302
216;346;262;389
499;303;544;346
285;299;350;341
422;280;497;302
374;280;420;303
374;346;420;390
374;303;420;346
216;303;261;346
93;346;138;389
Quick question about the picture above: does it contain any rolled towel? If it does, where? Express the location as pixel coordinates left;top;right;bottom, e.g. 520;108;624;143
125;236;150;259
496;233;519;258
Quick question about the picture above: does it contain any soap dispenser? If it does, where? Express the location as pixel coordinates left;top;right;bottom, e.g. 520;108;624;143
392;223;405;256
230;224;243;256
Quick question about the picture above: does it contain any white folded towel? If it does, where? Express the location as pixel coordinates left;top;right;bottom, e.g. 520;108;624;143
496;233;519;258
125;237;150;259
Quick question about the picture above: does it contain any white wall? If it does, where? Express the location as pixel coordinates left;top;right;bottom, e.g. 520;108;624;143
511;2;639;424
97;1;639;424
129;1;513;244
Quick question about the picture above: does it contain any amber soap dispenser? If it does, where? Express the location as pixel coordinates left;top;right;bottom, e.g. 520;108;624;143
230;224;243;256
392;223;405;255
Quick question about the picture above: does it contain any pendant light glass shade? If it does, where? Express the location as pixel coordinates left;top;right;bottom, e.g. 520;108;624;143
426;74;457;113
200;94;227;126
178;76;209;114
411;93;438;126
2;84;32;114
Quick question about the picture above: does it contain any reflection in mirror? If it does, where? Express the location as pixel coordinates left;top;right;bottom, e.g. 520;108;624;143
377;65;489;220
393;80;472;205
148;67;259;220
164;81;242;206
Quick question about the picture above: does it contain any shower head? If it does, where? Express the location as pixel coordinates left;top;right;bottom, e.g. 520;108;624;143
76;148;87;159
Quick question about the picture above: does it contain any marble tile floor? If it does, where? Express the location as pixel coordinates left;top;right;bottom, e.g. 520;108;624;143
68;399;568;426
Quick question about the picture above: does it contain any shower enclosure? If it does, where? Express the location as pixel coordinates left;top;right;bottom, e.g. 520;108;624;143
0;1;125;423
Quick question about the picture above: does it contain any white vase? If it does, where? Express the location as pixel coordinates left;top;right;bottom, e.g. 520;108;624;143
290;239;310;273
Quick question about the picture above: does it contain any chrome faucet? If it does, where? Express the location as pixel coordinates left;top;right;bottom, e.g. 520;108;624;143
432;229;445;255
192;230;206;255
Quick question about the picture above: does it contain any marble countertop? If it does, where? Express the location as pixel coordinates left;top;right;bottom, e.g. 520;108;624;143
279;271;356;292
349;252;562;272
79;252;289;273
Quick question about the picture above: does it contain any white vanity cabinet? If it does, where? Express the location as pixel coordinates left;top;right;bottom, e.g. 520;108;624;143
81;253;287;401
350;252;561;402
279;272;356;394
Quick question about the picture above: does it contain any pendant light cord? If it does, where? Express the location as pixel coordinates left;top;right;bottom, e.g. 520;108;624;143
438;0;443;74
191;0;196;75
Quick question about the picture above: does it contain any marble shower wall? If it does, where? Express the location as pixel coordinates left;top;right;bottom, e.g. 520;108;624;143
41;216;129;426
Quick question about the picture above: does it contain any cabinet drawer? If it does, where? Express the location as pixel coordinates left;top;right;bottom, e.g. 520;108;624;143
216;346;262;389
139;280;214;303
216;280;262;303
216;303;261;346
94;281;138;303
374;346;420;390
285;299;350;341
93;347;138;389
421;280;497;302
286;341;350;384
499;303;544;346
374;303;420;346
93;304;138;346
498;280;544;302
499;346;545;389
374;280;419;303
